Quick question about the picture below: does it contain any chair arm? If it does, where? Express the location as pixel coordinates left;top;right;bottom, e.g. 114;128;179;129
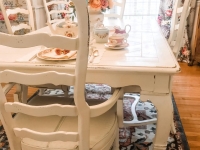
90;88;123;117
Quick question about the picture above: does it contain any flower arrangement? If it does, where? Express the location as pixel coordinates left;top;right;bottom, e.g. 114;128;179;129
88;0;114;13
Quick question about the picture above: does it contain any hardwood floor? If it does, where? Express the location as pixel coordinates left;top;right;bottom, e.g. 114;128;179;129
2;62;200;149
172;62;200;150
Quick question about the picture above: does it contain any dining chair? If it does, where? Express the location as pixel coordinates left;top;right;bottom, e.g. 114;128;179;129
43;0;75;24
104;0;126;20
0;0;35;35
0;1;122;150
167;0;191;58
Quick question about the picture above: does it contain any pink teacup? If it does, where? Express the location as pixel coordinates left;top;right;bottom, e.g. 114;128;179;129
108;37;127;46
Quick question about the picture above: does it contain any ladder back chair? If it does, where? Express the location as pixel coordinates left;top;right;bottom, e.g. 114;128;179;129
104;0;126;19
43;0;75;24
0;0;35;35
168;0;191;58
0;0;122;150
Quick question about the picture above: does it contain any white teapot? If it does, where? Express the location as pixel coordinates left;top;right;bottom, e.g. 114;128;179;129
47;19;78;38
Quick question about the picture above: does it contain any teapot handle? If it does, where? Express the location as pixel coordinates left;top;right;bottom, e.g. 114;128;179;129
125;24;131;34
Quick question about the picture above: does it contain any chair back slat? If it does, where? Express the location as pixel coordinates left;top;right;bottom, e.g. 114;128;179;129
5;102;78;117
46;1;69;5
11;23;32;32
0;32;78;50
6;8;29;15
49;9;73;15
104;0;126;19
0;0;35;34
0;70;75;86
14;128;79;142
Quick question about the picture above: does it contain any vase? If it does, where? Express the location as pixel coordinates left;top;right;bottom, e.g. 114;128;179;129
88;6;104;28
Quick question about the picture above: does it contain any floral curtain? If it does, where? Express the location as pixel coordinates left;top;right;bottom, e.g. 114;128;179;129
157;0;192;63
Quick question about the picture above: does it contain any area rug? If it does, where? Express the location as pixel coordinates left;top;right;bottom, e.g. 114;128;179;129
0;84;190;150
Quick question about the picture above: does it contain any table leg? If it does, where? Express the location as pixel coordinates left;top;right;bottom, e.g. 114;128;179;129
140;92;173;150
20;85;28;103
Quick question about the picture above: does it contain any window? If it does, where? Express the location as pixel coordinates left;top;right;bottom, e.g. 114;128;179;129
124;0;160;16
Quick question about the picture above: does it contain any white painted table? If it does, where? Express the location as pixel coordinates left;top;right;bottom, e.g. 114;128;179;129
0;17;180;150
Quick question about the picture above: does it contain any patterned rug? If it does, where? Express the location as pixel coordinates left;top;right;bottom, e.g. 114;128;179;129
0;84;189;150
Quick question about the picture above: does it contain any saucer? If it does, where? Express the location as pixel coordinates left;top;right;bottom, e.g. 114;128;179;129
104;43;129;50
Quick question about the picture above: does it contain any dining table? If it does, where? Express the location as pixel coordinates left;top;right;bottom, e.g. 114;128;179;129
0;17;180;150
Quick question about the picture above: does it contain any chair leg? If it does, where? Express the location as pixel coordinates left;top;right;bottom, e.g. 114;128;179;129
21;85;28;103
13;84;21;102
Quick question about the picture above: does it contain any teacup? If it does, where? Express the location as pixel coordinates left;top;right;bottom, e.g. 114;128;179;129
108;36;127;46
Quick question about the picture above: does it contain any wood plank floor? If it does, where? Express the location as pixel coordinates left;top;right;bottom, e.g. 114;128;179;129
2;62;199;149
172;63;200;150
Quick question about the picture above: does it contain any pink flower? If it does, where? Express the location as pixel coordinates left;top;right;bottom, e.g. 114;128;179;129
165;9;172;17
101;0;109;9
8;14;17;21
0;12;4;20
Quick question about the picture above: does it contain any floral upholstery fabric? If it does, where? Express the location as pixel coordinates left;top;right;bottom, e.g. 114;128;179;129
157;0;191;62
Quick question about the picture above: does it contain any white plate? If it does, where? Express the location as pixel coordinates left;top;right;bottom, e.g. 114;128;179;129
37;48;77;61
104;43;129;50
